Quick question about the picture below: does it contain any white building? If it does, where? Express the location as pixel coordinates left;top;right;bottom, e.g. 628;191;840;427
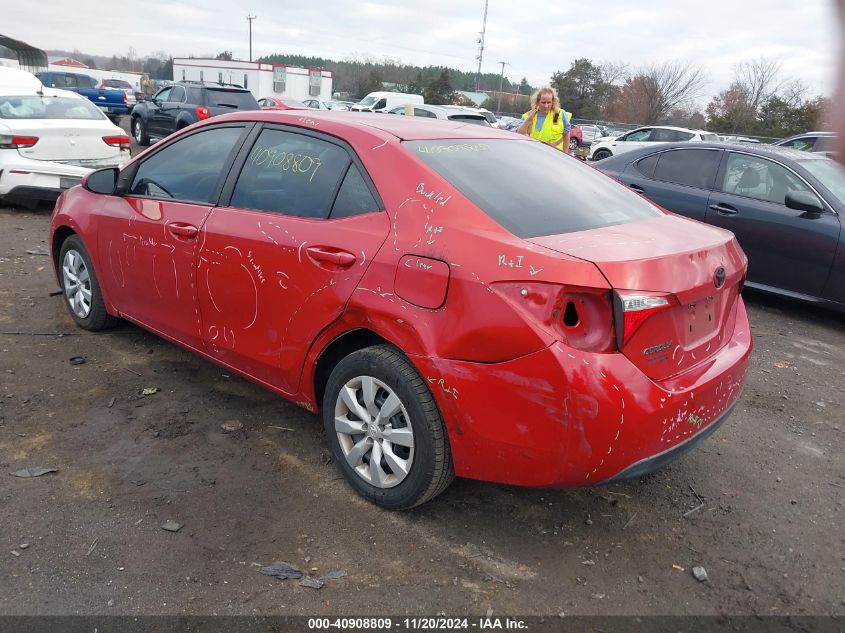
172;58;332;102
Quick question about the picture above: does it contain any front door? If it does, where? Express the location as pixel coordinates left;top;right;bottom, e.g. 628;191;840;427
97;124;249;347
196;125;390;392
705;151;839;297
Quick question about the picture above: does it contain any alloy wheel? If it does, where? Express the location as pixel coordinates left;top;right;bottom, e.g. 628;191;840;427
334;375;415;488
62;249;92;318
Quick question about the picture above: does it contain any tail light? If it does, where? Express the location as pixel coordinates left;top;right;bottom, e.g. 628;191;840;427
0;135;39;149
123;93;127;104
492;282;616;353
102;135;131;151
613;291;673;347
195;106;210;120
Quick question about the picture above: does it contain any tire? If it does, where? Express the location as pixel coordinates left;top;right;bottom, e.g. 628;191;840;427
569;137;579;151
592;148;612;161
132;116;150;146
58;235;119;331
322;345;454;510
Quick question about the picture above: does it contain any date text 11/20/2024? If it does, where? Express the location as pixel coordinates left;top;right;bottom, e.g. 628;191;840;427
307;617;528;630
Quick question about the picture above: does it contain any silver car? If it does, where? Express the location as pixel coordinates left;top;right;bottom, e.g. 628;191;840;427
386;104;490;125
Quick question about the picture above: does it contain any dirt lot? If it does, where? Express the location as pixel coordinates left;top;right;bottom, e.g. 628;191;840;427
0;193;843;619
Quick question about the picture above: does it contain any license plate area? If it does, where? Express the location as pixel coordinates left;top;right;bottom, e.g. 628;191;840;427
60;177;82;190
684;295;718;344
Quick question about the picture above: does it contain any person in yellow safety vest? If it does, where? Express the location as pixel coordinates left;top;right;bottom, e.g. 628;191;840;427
517;86;572;152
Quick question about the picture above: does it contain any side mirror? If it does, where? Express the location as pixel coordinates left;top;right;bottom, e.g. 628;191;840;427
83;167;119;195
785;190;824;215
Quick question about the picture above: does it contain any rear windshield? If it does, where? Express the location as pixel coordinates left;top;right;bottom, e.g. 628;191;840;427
405;139;662;238
103;79;132;89
447;115;490;126
204;89;259;109
0;95;105;120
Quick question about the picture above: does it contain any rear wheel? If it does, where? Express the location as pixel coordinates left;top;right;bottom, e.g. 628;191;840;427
59;235;119;331
322;345;454;509
132;116;149;146
569;137;579;151
592;148;612;161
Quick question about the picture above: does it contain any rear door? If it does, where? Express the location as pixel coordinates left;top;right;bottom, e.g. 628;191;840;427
96;124;250;347
705;151;839;296
197;125;390;392
621;148;722;222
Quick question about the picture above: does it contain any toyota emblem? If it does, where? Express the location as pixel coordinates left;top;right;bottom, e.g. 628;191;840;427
714;267;726;288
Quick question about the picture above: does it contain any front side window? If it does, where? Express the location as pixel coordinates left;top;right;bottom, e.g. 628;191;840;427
230;128;351;218
414;108;436;118
170;86;186;103
720;153;812;205
374;99;387;109
129;126;244;203
653;149;722;189
154;87;172;102
781;137;815;152
623;129;651;142
407;138;662;238
52;74;76;89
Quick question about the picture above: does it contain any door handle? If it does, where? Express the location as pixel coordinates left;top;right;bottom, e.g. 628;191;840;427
167;222;198;239
629;183;645;193
306;246;356;267
708;203;738;216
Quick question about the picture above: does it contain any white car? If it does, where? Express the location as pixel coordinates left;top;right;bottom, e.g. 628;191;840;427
386;104;490;125
0;67;130;207
588;125;719;161
302;99;349;111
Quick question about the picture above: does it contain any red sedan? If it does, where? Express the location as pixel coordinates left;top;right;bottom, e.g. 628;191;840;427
50;111;752;509
258;96;308;110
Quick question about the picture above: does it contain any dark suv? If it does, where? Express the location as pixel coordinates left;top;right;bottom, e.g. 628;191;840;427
773;131;837;158
130;82;259;146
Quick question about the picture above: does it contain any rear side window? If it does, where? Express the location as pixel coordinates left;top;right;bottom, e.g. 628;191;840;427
635;154;659;178
406;139;662;238
331;164;380;219
700;133;719;141
204;89;259;110
649;128;679;142
653;149;722;189
231;128;350;219
129;126;245;203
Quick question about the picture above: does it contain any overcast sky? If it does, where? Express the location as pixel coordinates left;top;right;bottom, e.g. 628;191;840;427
5;0;841;105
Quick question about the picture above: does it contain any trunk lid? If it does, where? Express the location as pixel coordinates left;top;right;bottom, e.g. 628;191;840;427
8;119;121;162
529;214;747;380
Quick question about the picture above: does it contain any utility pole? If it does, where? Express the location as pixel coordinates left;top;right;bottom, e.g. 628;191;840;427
474;0;488;91
496;61;509;114
247;14;257;62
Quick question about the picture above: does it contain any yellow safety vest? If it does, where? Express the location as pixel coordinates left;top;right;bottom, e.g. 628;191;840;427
522;109;570;149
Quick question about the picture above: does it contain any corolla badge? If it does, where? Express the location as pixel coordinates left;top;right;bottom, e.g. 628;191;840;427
714;266;726;288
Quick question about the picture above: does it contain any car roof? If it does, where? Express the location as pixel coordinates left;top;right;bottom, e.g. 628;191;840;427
207;109;517;141
0;66;43;91
602;140;832;163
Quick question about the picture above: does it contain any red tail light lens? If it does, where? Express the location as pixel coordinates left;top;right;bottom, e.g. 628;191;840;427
492;282;616;353
195;106;210;120
123;93;127;104
0;135;39;149
613;291;672;347
102;135;131;150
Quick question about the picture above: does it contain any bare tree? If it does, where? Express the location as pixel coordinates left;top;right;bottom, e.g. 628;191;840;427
780;78;809;108
636;61;708;124
599;61;630;86
736;57;783;112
